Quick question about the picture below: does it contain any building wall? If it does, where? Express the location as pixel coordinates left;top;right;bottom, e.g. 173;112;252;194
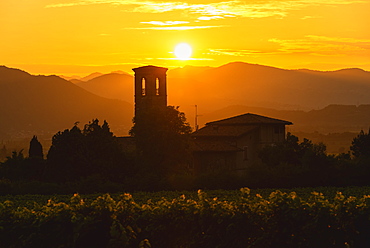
234;130;260;175
192;124;288;176
259;125;286;144
133;66;167;116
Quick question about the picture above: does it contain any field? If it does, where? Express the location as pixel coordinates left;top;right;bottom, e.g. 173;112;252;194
2;186;370;206
2;186;370;247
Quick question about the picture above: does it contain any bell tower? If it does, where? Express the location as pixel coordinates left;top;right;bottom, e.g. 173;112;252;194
132;65;168;116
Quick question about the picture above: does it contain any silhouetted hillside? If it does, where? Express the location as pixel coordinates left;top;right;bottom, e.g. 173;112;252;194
200;104;370;134
199;104;370;153
69;62;370;116
81;72;104;81
76;73;133;102
0;66;133;140
168;62;370;113
59;72;103;82
3;63;370;142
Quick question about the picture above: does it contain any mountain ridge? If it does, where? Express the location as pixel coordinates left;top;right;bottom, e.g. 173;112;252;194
0;66;133;140
2;62;370;141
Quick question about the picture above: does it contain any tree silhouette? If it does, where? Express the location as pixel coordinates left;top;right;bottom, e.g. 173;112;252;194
0;150;26;180
28;135;43;159
130;105;192;178
46;119;131;182
256;133;335;187
350;129;370;160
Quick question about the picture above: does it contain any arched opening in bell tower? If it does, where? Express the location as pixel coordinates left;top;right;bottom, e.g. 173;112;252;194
141;78;146;96
133;65;168;116
155;78;160;96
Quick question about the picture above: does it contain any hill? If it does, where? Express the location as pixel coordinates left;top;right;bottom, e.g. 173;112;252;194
3;62;370;147
198;104;370;134
167;62;370;113
76;73;133;103
74;62;370;116
67;62;370;133
0;66;133;140
198;104;370;153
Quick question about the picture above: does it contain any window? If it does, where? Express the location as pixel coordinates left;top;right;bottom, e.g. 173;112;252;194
141;78;146;96
155;78;160;95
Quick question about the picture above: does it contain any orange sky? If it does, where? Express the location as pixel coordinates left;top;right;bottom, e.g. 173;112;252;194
1;0;370;76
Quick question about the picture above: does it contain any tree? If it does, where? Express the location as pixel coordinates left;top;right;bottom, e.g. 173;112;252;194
129;105;192;178
0;150;26;180
350;129;370;160
46;119;132;182
46;124;84;182
29;135;43;159
258;133;329;168
257;133;334;187
349;129;370;183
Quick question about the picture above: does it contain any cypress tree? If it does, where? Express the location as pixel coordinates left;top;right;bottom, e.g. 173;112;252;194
29;135;43;159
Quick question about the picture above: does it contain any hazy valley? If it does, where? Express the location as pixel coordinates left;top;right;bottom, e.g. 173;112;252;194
1;62;370;155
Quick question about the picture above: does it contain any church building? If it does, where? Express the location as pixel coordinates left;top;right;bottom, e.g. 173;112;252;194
191;113;292;176
132;65;168;116
127;65;293;175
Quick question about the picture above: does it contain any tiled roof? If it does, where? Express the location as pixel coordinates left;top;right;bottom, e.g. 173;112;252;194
206;113;293;126
192;139;242;152
192;125;258;137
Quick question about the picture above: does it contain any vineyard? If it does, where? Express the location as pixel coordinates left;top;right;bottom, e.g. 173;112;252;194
1;187;370;247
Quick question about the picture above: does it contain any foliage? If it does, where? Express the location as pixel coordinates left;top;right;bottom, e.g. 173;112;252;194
2;188;370;247
0;150;26;180
46;119;134;183
258;132;330;168
0;149;46;182
255;133;349;187
130;105;192;177
350;129;370;161
28;135;43;158
3;123;370;192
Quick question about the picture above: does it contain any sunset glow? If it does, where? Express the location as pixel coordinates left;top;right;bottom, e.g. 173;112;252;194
174;43;192;60
1;0;370;75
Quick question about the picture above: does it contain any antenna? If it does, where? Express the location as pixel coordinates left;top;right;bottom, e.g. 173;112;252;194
195;105;200;131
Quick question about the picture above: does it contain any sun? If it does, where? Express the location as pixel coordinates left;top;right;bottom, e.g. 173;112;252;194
174;43;192;60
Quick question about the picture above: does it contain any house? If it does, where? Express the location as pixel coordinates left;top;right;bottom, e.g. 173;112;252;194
123;65;293;177
191;113;292;176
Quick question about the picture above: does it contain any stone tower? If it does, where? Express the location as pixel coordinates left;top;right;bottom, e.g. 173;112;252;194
132;65;168;116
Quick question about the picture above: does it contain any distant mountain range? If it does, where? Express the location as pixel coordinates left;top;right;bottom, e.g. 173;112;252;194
0;66;133;140
70;62;370;131
167;62;370;112
201;104;370;134
76;73;133;103
1;62;370;142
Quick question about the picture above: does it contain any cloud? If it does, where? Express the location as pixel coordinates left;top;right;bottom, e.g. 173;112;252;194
140;21;189;25
206;48;264;56
138;20;222;30
306;35;370;43
46;0;366;21
269;35;370;55
155;57;213;61
197;16;224;21
130;1;288;18
127;25;223;30
301;15;322;19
